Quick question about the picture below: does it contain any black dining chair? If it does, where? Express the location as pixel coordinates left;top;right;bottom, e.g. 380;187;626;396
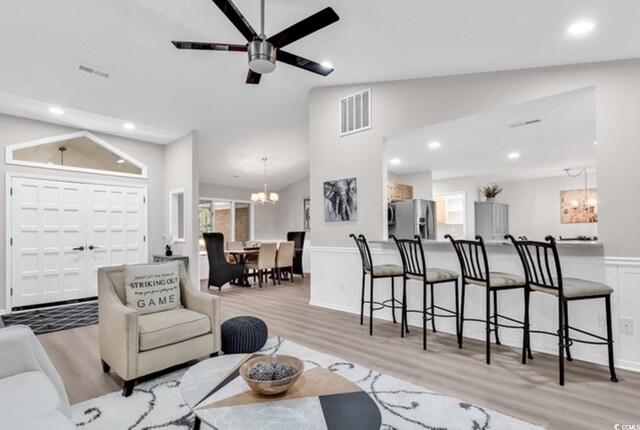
350;234;404;336
506;234;618;385
203;232;246;290
287;231;306;278
392;235;460;350
446;234;530;365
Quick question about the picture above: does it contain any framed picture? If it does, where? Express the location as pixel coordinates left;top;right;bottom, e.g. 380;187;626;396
324;177;357;222
560;188;598;224
303;198;311;231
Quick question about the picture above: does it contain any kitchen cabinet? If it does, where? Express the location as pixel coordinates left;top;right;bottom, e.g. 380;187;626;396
387;182;413;203
475;201;509;240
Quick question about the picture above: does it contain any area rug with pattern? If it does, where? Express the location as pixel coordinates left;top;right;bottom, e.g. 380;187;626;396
1;301;98;334
72;337;544;430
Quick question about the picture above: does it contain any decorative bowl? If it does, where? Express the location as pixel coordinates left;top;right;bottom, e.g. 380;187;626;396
239;355;304;396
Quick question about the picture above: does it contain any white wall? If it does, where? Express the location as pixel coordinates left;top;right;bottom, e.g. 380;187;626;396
309;58;640;258
164;132;199;285
0;113;166;311
499;173;598;240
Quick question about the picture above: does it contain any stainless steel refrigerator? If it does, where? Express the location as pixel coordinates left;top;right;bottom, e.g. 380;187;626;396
389;199;437;240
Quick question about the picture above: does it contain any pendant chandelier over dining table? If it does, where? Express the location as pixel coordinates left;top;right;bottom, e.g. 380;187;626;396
251;157;279;204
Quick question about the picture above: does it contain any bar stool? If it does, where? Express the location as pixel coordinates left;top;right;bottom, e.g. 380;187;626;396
446;234;530;365
350;234;404;336
392;235;460;350
506;235;618;385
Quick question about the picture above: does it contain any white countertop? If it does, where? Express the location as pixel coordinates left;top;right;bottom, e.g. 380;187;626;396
370;239;603;248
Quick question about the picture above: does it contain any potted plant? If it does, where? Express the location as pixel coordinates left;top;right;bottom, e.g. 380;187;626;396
481;184;502;202
163;234;174;257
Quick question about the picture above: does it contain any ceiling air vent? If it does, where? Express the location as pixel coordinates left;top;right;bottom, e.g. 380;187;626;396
340;89;371;136
78;64;110;79
509;119;541;128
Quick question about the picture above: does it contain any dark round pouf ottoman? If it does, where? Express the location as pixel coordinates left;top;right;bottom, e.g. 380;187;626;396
221;316;268;354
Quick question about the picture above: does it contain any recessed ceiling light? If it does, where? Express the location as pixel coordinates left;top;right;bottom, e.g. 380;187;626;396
389;158;401;165
49;106;64;115
117;159;125;164
508;152;521;159
320;61;333;69
593;141;598;145
428;141;441;149
123;122;135;130
568;21;594;35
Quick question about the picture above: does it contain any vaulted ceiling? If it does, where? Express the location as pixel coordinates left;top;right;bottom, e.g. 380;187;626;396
2;0;640;189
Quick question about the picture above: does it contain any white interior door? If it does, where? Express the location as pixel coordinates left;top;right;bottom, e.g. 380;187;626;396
10;177;147;308
11;177;88;307
86;184;147;296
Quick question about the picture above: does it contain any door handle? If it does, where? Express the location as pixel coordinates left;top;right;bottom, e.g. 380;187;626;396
73;246;85;251
88;245;98;250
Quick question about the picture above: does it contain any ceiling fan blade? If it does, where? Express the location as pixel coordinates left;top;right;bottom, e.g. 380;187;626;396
172;41;247;52
211;0;258;42
267;7;339;49
276;50;334;76
246;70;262;85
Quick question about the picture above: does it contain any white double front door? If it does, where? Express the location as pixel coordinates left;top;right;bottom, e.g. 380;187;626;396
10;177;147;307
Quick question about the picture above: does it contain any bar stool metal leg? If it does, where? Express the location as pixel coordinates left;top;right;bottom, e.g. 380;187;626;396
605;295;619;382
430;284;437;333
558;297;565;386
485;287;491;365
391;277;397;324
422;283;427;350
360;272;365;326
369;275;374;336
493;289;501;345
522;288;531;364
401;277;407;338
454;279;460;346
563;300;572;361
459;282;466;348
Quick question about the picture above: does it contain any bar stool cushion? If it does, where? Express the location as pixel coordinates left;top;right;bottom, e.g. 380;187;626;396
408;268;459;283
466;272;525;288
532;277;613;299
367;264;404;277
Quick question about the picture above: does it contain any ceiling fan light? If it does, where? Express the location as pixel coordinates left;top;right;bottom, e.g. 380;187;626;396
248;40;276;74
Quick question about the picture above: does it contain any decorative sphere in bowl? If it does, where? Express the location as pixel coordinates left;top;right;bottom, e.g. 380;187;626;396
239;355;304;395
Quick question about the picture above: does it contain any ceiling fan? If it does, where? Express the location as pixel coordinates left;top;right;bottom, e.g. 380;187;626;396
172;0;340;85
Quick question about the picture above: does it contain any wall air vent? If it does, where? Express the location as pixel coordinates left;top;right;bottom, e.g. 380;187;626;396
340;88;371;136
78;64;110;79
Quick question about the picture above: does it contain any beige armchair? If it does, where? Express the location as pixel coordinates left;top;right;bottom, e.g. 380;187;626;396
98;261;220;397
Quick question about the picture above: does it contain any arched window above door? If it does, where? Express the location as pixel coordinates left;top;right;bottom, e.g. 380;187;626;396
6;130;148;178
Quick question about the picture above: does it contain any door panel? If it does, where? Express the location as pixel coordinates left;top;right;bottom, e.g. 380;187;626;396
11;178;87;307
11;177;147;308
86;184;146;297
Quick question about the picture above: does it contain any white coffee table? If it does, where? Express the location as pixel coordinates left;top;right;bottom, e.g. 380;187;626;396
180;353;381;430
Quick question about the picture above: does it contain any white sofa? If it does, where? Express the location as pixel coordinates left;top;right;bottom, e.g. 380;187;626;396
0;325;74;430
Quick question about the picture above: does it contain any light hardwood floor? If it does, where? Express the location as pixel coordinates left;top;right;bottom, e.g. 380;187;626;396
37;276;640;429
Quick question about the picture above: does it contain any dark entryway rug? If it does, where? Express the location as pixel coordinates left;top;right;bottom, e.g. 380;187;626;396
1;301;98;334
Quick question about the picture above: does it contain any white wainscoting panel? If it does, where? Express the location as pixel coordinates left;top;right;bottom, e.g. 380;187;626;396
310;246;640;372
